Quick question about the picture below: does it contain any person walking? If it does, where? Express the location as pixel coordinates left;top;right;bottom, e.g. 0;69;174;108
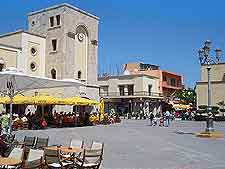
165;110;170;127
149;113;154;126
0;111;9;134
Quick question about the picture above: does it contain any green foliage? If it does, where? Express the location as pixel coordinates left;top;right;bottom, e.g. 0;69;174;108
175;88;196;105
196;109;205;114
198;105;219;114
198;105;208;110
211;106;219;111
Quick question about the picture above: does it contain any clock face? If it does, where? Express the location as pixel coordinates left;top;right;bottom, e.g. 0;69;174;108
78;33;85;42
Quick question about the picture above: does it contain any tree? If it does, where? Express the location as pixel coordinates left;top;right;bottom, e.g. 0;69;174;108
175;88;196;105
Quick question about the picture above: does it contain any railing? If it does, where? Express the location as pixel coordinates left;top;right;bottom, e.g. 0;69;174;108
162;81;183;88
100;91;163;97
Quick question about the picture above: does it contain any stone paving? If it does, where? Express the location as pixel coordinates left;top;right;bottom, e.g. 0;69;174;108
15;120;225;169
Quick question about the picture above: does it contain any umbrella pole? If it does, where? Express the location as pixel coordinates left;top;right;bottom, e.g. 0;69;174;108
42;105;44;118
9;97;13;135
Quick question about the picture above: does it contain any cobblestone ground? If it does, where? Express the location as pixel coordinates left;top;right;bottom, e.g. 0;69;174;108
16;120;225;169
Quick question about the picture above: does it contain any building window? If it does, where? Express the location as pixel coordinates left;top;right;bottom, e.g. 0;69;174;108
56;15;60;25
119;85;125;96
100;86;109;96
128;85;134;96
163;76;167;81
31;20;35;26
78;71;82;79
51;69;56;79
31;47;37;56
30;62;37;71
0;63;4;72
148;84;152;96
50;16;54;27
52;39;57;51
171;78;176;86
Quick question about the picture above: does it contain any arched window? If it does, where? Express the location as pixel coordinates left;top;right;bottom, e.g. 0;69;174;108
51;69;56;79
0;64;4;72
78;71;82;79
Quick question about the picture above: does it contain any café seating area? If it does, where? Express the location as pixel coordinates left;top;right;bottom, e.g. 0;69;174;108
0;135;104;169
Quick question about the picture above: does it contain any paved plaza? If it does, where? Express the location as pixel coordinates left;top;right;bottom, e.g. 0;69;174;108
16;120;225;169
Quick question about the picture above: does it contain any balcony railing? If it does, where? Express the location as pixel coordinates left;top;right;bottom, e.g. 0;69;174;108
162;81;183;88
100;91;163;97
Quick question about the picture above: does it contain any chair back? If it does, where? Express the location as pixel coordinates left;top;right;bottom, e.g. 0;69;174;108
22;156;43;169
81;148;104;166
44;148;60;165
70;139;84;148
91;141;104;150
6;134;15;143
8;147;24;161
24;136;36;148
34;137;49;149
27;149;44;162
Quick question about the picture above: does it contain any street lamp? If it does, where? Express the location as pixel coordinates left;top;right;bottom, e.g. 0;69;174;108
198;40;222;132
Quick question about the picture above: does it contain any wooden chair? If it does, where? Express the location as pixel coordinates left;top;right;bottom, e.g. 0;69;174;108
21;149;44;169
90;141;104;150
75;148;104;169
22;156;44;169
34;137;49;150
44;148;73;169
24;136;36;149
70;139;84;148
7;147;24;168
62;139;84;159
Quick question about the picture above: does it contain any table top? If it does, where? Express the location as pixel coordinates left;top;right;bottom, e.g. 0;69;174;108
0;157;22;166
45;146;83;153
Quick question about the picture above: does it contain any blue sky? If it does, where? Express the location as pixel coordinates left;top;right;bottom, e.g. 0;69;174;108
0;0;225;87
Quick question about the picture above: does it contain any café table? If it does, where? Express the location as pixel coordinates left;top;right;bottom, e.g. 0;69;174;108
45;146;83;154
0;157;22;168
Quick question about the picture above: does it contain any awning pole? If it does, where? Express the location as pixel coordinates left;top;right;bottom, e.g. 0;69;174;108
9;97;13;135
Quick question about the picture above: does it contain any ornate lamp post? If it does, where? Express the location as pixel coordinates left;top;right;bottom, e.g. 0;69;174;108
198;40;222;132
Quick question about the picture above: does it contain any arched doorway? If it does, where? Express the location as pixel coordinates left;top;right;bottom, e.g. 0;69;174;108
51;69;56;79
0;59;5;71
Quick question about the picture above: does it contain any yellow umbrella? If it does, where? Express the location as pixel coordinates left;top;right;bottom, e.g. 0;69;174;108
0;96;10;104
173;104;190;109
0;95;33;104
31;95;60;105
64;96;99;106
99;98;105;114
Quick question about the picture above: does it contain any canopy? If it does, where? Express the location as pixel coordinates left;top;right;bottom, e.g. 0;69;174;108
64;96;99;106
0;68;83;96
31;95;64;105
0;95;32;104
0;68;84;134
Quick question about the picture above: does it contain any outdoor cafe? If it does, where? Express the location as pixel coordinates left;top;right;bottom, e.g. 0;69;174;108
0;134;104;168
0;95;100;130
